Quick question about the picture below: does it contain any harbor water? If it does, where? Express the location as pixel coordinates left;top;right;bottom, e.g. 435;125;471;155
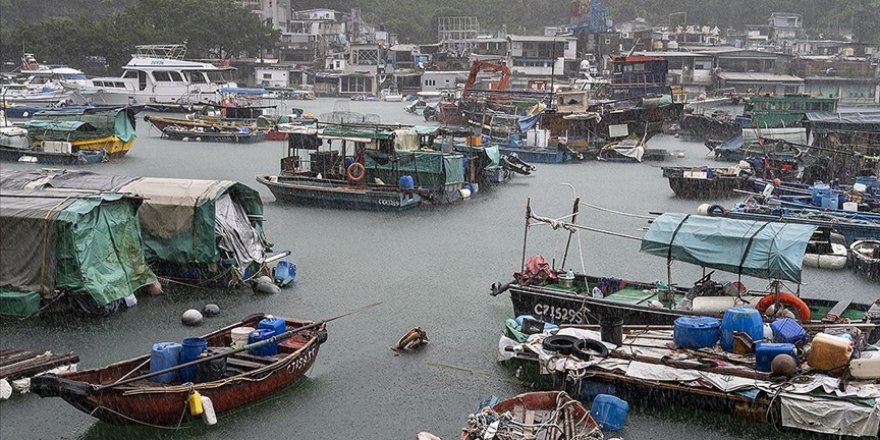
0;99;876;440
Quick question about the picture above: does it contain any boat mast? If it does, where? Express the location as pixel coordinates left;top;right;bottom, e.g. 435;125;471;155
560;198;580;269
521;198;531;271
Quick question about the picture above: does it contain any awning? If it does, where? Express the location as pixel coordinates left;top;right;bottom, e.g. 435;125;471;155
640;213;817;282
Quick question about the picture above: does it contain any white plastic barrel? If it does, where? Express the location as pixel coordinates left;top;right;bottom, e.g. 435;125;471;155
850;351;880;379
231;327;255;349
201;395;217;425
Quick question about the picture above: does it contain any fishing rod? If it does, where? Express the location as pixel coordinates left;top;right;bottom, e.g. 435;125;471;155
95;302;382;391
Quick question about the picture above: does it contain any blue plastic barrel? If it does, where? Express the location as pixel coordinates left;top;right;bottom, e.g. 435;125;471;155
673;316;721;349
344;156;355;170
248;329;278;356
179;337;207;383
591;394;629;431
721;307;764;352
399;175;415;190
149;342;182;383
755;342;796;372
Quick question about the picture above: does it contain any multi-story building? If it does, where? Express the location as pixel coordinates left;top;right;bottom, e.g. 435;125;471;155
506;34;578;90
769;12;803;52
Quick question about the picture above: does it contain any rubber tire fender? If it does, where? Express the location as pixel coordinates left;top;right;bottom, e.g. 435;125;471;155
542;335;579;355
573;338;609;361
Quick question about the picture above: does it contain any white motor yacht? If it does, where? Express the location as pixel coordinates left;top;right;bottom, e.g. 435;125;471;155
79;45;236;105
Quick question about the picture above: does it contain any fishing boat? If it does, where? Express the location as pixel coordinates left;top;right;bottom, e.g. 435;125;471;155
257;124;475;211
678;110;742;143
0;112;109;165
712;204;880;245
31;314;326;427
24;107;138;157
491;201;880;332
458;391;602;440
851;240;880;282
741;94;838;129
160;125;266;143
498;322;880;438
662;164;753;198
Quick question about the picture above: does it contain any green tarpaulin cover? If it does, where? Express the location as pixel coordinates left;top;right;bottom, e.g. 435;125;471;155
364;151;464;188
320;126;393;140
0;290;41;317
29;108;137;142
640;213;817;283
0;191;157;312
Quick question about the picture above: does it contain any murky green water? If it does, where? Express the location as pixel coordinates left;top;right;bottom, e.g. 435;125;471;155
1;99;875;439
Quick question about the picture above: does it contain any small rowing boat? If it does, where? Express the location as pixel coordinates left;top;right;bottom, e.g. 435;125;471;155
31;314;326;427
459;391;602;440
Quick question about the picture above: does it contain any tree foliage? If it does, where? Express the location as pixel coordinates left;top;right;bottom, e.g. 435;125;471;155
0;0;279;73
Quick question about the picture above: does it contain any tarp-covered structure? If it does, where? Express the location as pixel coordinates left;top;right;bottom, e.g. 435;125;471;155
27;108;137;143
364;150;465;188
0;169;269;275
804;112;880;134
640;213;817;283
0;190;156;316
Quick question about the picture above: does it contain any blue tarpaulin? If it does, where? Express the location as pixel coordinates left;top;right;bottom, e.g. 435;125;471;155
518;114;540;132
640;213;817;283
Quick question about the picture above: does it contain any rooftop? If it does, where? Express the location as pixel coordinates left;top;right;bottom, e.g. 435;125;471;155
716;72;803;82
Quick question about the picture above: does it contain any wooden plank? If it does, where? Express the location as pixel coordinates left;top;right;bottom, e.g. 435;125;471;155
224;357;265;371
0;349;26;358
0;353;79;380
0;351;41;368
823;298;853;320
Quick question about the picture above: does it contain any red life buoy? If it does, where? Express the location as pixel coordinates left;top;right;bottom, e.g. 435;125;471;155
755;292;811;321
346;162;365;183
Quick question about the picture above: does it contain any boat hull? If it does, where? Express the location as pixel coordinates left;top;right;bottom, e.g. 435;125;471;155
257;175;422;211
0;147;106;165
852;240;880;282
666;175;749;198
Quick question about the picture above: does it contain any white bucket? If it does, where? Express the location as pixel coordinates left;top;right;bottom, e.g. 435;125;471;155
843;202;858;212
231;327;255;349
853;183;868;193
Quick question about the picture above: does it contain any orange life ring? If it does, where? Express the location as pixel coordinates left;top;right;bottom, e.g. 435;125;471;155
346;162;365;183
755;292;811;321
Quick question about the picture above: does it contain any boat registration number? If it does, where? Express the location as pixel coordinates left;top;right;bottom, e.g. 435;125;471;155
287;346;316;373
378;199;400;207
532;303;584;323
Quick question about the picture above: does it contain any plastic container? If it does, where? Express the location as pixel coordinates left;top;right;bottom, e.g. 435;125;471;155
398;175;415;190
149;342;182;384
720;307;764;353
514;315;558;332
600;318;624;346
197;348;227;382
673;316;721;349
820;192;839;209
850;351;880;379
248;329;278;356
808;333;853;372
853;182;868;193
842;201;859;212
558;270;575;289
188;390;203;416
230;326;255;349
811;183;831;206
770;318;808;345
755;342;796;372
178;338;208;383
273;261;296;287
258;317;287;336
591;394;629;431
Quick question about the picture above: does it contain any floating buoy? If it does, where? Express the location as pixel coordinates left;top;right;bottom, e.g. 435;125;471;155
771;353;798;378
202;303;220;317
676;151;685;158
251;275;280;295
181;309;203;326
144;281;163;296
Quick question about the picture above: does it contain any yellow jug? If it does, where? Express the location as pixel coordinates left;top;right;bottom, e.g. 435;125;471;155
188;390;204;416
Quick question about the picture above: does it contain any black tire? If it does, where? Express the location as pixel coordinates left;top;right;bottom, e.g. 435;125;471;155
542;335;579;355
573;338;609;360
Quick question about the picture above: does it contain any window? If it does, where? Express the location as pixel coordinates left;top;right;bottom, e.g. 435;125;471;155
169;71;183;81
114;82;125;88
122;71;137;79
263;73;273;79
207;71;228;83
153;71;172;81
187;72;207;83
